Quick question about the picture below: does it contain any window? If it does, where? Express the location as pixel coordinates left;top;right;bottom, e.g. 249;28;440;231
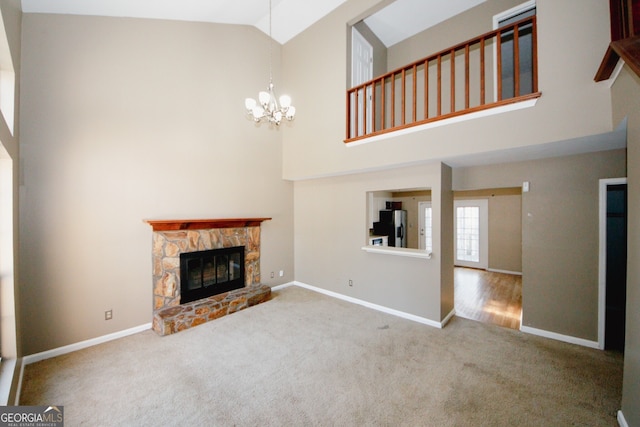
456;206;480;262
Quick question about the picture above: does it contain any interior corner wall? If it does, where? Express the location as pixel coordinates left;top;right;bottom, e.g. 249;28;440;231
452;148;626;342
293;162;447;322
611;65;640;427
19;14;294;355
438;164;454;319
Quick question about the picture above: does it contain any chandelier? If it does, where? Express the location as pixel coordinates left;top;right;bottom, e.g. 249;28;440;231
245;0;296;125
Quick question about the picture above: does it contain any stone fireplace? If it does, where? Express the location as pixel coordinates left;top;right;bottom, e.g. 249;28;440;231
144;218;272;335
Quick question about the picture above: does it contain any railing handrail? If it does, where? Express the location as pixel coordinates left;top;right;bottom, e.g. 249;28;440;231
348;16;536;94
346;15;539;143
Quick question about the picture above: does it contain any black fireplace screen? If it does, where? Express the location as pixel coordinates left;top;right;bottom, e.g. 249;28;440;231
180;246;245;304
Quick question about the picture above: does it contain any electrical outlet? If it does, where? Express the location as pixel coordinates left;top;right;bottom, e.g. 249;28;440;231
105;310;113;320
279;270;284;277
270;271;275;278
348;279;353;287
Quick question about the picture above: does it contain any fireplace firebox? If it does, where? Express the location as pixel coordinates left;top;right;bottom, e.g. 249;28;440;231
180;246;245;304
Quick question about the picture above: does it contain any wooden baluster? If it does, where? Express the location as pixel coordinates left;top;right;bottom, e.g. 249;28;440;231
412;64;417;123
391;72;396;128
363;85;367;135
381;76;386;130
424;59;429;120
372;81;376;133
437;55;442;116
480;37;486;105
346;90;351;139
532;16;538;93
401;68;406;125
497;29;503;101
514;24;520;97
465;44;470;109
451;49;455;113
354;88;359;137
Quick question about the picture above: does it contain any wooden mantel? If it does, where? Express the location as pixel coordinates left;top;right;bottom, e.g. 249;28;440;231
144;218;271;231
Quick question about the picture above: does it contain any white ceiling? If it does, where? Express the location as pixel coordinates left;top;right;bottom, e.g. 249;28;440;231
19;0;347;44
20;0;485;45
365;0;486;47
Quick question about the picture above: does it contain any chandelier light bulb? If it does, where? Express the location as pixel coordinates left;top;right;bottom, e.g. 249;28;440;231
252;106;265;120
258;91;271;106
285;106;296;120
279;95;291;109
245;98;256;110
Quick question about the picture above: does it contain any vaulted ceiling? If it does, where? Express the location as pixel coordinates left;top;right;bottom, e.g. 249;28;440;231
20;0;485;45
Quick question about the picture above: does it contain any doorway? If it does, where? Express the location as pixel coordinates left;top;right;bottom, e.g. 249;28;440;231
452;190;523;330
598;178;627;351
454;199;488;269
350;26;373;136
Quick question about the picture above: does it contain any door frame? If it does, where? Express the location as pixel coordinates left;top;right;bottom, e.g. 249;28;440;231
598;177;627;350
454;199;489;269
351;26;373;135
418;201;432;251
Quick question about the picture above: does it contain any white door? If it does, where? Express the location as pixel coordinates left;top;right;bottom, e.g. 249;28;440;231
418;201;432;252
351;27;373;135
454;199;488;269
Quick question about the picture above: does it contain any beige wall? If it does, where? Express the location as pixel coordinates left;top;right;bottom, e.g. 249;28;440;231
19;14;294;355
611;65;640;427
294;162;452;322
488;194;522;273
282;0;612;179
453;149;626;341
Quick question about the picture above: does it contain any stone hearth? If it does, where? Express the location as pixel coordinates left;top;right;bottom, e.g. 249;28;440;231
145;218;271;335
153;284;271;335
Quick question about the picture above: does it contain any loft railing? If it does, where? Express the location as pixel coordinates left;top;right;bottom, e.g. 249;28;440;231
346;16;541;143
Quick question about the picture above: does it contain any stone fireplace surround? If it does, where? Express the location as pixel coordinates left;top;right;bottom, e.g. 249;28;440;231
145;218;272;336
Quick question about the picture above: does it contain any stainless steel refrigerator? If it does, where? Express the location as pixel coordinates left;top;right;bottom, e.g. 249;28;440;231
373;209;407;247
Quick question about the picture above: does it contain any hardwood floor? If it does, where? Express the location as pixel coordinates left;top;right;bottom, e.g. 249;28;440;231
454;267;522;330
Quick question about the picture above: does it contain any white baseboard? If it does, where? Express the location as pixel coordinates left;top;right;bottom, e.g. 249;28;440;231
441;308;456;327
487;268;522;276
270;282;295;292
617;410;629;427
520;325;599;349
23;323;152;366
288;281;447;328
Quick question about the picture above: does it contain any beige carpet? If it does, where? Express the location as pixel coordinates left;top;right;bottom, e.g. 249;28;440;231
21;286;623;426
